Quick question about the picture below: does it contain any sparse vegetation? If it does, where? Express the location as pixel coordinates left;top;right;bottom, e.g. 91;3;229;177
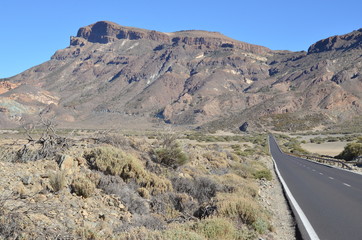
0;129;277;239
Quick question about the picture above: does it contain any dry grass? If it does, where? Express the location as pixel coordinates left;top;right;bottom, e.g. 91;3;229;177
216;193;270;234
192;217;236;240
49;171;67;192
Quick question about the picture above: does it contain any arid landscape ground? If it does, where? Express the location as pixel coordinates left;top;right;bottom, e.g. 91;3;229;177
0;124;360;239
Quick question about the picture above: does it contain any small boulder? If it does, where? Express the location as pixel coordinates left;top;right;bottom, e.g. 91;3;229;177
58;155;79;174
239;122;249;132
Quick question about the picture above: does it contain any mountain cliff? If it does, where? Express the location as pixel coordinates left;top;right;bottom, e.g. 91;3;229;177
1;21;361;131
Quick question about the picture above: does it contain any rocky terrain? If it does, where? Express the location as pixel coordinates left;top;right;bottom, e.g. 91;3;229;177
0;21;361;131
0;129;296;239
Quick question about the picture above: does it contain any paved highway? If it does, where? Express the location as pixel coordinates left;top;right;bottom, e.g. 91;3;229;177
269;135;362;240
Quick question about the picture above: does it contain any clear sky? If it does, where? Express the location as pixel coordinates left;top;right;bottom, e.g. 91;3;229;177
1;0;361;78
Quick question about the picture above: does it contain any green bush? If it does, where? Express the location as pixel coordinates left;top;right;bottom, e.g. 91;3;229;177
336;142;362;161
154;145;189;168
153;134;189;168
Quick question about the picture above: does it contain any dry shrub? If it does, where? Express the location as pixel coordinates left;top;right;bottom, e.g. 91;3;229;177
49;171;66;192
97;174;149;215
216;174;258;197
71;175;96;198
85;146;172;194
172;176;221;203
192;217;236;240
217;193;270;234
202;151;229;169
151;133;189;169
0;147;16;162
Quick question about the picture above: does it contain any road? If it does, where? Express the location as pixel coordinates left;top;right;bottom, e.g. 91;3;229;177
269;135;362;240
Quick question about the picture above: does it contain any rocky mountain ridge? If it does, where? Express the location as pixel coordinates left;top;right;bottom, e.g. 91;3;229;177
1;21;361;131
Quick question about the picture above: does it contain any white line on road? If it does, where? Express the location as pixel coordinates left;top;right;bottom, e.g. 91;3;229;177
343;183;351;187
329;177;334;180
270;156;320;240
319;173;324;175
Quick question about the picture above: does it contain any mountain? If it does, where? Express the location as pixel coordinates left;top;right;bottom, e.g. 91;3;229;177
1;21;361;131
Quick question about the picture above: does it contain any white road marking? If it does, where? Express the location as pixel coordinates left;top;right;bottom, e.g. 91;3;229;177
312;169;316;172
329;177;334;180
270;155;320;240
343;183;351;187
319;173;324;175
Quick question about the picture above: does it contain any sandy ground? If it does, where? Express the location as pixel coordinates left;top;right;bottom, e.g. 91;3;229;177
301;142;348;156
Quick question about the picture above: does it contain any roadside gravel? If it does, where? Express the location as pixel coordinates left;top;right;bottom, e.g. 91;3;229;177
258;156;296;240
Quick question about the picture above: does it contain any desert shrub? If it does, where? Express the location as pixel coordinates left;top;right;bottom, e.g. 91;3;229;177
85;146;172;194
172;176;221;203
192;217;236;240
97;173;126;192
216;174;258;198
152;134;189;168
202;152;229;169
0;147;16;162
310;137;324;144
120;187;150;214
173;193;198;215
0;197;23;239
253;169;272;181
71;175;96;198
336;142;362;161
217;193;270;233
149;193;180;219
97;175;149;215
49;171;66;192
153;146;189;168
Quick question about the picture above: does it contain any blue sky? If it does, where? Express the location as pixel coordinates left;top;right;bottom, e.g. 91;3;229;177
1;0;361;78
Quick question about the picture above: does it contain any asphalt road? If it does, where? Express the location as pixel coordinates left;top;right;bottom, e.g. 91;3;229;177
269;135;362;240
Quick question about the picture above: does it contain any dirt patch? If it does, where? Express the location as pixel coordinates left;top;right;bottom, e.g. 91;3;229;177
301;142;348;156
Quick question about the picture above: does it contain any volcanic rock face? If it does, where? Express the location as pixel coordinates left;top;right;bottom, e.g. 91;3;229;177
3;21;362;130
308;28;362;53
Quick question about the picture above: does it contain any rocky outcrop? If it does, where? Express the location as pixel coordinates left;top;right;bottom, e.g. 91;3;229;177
308;28;362;53
74;21;171;44
72;21;270;55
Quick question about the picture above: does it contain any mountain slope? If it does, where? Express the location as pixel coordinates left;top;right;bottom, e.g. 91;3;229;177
2;21;362;130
